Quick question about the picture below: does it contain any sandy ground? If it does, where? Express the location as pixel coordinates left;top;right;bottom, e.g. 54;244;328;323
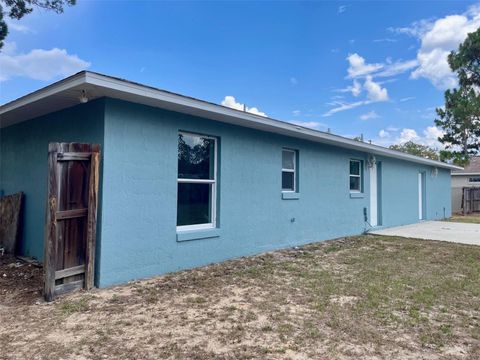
1;235;479;360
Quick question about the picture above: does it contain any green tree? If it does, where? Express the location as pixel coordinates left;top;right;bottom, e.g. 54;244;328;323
435;28;480;164
389;141;440;160
0;0;75;48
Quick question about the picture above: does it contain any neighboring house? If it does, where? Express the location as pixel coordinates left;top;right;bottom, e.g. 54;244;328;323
451;156;480;213
0;71;459;288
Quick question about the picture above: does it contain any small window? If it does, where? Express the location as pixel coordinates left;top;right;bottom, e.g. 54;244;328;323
349;160;362;192
177;132;217;230
282;149;297;192
469;177;480;183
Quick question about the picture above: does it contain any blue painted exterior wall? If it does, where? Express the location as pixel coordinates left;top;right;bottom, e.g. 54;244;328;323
97;98;452;287
1;97;452;287
0;99;105;260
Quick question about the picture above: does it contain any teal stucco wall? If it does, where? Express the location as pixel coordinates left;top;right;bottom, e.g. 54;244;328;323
97;98;452;287
0;99;105;260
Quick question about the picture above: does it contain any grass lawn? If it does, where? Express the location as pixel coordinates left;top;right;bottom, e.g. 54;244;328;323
448;213;480;224
1;235;480;359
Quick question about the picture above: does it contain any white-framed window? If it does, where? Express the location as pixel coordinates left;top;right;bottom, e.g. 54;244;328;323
469;177;480;183
282;148;297;192
177;132;217;231
349;159;362;192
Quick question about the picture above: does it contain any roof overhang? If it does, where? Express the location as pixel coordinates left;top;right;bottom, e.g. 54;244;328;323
452;172;480;176
0;71;462;171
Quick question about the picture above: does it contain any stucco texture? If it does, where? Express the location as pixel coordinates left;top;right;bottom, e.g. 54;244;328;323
0;99;105;260
97;99;452;287
1;97;452;287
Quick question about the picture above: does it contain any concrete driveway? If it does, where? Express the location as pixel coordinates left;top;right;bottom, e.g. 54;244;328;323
369;221;480;246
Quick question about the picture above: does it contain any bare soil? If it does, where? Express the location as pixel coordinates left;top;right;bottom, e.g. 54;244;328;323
0;254;43;306
1;235;479;360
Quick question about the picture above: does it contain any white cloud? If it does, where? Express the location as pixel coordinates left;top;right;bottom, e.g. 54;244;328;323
422;126;444;147
0;42;90;82
364;76;389;101
336;79;362;97
322;100;371;117
221;96;267;117
338;5;347;14
360;110;379;121
379;129;390;138
346;53;416;79
292;110;301;116
402;6;480;89
5;19;32;34
373;38;398;43
325;76;388;116
376;59;418;77
388;19;433;38
398;128;419;143
375;126;444;148
399;96;415;102
347;53;383;78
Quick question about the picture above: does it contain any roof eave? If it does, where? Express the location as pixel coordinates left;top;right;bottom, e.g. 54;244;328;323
0;71;463;171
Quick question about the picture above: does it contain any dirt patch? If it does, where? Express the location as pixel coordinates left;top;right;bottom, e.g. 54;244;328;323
0;254;43;306
1;236;480;359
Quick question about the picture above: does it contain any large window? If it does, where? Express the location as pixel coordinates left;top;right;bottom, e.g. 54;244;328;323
349;160;362;192
177;132;217;230
282;149;297;192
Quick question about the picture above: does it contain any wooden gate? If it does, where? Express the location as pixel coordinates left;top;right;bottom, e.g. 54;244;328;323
463;187;480;214
44;143;100;301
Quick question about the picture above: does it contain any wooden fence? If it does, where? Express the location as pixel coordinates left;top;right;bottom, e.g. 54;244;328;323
463;187;480;214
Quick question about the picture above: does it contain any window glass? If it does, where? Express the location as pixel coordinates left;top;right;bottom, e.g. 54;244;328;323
178;133;214;179
177;183;212;226
350;160;360;176
177;132;216;229
282;172;295;191
349;160;362;192
469;177;480;183
350;176;361;192
282;150;295;170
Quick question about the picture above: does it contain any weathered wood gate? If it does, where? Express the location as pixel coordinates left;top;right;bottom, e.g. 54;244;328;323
44;143;100;301
463;187;480;214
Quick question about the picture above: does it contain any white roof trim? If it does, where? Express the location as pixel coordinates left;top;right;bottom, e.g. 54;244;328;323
0;71;462;171
452;172;480;176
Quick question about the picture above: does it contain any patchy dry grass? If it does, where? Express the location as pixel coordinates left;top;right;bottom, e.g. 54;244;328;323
1;235;480;359
448;213;480;224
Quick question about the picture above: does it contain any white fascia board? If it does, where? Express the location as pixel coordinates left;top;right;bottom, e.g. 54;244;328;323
1;71;463;171
0;72;87;115
452;172;480;176
84;73;461;170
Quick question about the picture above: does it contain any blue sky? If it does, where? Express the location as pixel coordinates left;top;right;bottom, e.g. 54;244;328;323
1;1;479;148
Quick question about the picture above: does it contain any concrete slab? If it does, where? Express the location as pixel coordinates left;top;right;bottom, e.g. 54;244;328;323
369;221;480;246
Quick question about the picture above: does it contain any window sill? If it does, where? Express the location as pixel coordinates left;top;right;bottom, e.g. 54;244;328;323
282;192;300;200
176;228;220;242
350;192;364;199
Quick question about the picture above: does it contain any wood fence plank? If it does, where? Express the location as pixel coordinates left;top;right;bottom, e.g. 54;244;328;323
85;148;100;290
55;265;85;280
56;208;88;220
54;279;84;296
44;144;59;302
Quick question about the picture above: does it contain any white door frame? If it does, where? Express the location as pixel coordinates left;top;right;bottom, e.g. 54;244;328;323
418;172;424;220
369;162;378;227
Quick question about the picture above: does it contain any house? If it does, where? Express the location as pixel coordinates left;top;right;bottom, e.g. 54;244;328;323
451;156;480;213
0;71;459;289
